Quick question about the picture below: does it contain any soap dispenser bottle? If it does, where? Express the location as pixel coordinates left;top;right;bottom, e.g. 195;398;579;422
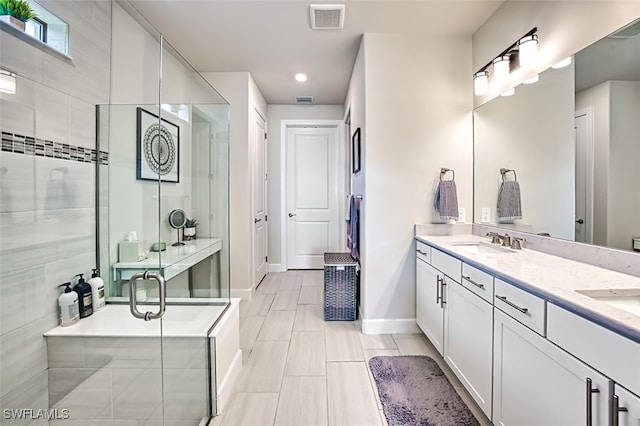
88;268;105;312
57;283;79;326
73;273;93;318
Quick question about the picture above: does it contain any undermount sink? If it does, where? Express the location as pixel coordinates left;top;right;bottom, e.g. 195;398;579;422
451;241;517;255
576;289;640;316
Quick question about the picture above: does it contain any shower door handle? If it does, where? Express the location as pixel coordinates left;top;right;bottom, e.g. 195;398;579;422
128;271;166;321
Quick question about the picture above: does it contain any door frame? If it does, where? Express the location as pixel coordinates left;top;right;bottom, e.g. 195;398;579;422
280;119;346;271
252;106;268;286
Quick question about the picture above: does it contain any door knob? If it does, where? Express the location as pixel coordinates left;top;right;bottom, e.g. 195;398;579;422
254;218;262;223
288;213;296;217
576;219;584;224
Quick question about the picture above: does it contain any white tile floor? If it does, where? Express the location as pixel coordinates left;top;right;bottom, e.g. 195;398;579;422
213;270;492;426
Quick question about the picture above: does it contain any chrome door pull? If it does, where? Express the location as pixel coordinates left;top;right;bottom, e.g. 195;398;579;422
586;378;600;426
128;271;166;321
495;294;528;314
462;275;485;290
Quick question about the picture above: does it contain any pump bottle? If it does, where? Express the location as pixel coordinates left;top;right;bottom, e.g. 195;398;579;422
57;283;79;326
73;273;93;318
88;268;105;312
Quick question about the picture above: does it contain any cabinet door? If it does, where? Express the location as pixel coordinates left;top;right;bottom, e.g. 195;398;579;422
416;258;444;355
493;309;609;426
444;282;493;419
613;384;640;426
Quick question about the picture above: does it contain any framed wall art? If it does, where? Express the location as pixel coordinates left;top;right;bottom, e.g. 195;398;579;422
352;127;361;174
136;107;180;183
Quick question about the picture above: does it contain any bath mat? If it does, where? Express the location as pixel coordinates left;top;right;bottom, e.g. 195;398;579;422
368;355;480;426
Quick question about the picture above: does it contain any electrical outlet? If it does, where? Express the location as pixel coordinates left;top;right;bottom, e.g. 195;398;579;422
457;208;466;223
481;208;491;223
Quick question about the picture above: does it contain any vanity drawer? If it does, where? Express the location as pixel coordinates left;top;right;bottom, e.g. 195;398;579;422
416;241;431;264
494;279;546;336
431;248;461;283
547;303;640;396
461;263;494;303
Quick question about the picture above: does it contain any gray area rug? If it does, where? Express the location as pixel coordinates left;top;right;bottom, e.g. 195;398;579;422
369;355;480;426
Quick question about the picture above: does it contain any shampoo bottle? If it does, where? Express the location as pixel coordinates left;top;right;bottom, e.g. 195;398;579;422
88;268;106;312
73;273;93;318
57;283;79;326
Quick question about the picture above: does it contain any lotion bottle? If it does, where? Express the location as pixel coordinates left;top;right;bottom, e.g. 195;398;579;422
73;273;93;318
88;268;106;312
57;283;79;326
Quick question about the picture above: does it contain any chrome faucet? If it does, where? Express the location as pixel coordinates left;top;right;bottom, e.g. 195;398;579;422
501;234;512;247
510;237;524;250
486;232;502;244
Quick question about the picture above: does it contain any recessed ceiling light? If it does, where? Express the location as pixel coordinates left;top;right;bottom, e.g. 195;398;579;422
295;73;307;82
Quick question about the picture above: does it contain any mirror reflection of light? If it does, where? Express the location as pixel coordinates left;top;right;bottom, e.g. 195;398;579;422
523;74;539;84
552;57;572;69
501;87;515;97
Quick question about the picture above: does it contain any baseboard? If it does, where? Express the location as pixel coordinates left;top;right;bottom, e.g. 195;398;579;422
230;287;254;300
216;349;242;415
361;318;421;335
268;263;285;272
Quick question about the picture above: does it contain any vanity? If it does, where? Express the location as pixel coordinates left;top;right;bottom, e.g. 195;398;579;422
415;231;640;425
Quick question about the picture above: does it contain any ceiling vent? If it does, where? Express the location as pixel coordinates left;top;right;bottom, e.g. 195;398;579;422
295;96;314;104
309;4;345;30
608;19;640;39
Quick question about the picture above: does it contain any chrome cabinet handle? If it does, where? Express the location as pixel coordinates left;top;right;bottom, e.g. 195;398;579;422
462;275;485;290
440;279;447;307
495;294;528;314
416;249;428;255
128;271;166;321
436;275;442;305
586;378;600;426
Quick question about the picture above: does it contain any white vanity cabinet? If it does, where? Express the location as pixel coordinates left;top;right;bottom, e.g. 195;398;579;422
493;308;609;426
444;274;493;418
416;255;446;355
613;384;640;426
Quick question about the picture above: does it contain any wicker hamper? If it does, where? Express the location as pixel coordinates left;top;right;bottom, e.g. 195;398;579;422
324;252;358;321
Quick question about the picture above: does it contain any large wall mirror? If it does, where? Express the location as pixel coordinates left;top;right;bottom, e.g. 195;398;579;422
474;16;640;253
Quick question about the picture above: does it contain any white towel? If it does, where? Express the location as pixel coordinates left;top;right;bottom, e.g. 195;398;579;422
497;181;522;221
434;180;459;220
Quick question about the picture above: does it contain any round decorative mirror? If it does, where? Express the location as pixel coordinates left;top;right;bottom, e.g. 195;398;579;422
168;209;186;246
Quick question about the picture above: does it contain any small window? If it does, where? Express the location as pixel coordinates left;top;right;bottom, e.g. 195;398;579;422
28;1;68;55
24;17;47;42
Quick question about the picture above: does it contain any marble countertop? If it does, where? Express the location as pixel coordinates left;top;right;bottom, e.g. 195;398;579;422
415;233;640;343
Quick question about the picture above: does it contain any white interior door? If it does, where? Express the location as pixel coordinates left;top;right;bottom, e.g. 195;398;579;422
253;109;267;284
575;109;593;244
286;125;341;269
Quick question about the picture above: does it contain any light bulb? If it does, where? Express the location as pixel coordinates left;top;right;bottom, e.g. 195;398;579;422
295;73;307;82
474;71;489;96
518;34;538;68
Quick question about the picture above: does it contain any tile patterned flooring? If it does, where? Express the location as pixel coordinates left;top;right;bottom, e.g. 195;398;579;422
213;270;492;426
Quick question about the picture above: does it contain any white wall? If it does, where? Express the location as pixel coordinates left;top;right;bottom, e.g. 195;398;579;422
472;1;640;107
266;104;344;269
345;33;473;331
609;81;640;251
202;72;267;297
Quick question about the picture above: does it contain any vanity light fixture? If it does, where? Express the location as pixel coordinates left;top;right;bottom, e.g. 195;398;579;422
523;74;539;84
552;57;572;69
472;27;537;96
518;34;538;67
0;69;16;94
473;71;489;96
295;73;308;82
493;55;511;82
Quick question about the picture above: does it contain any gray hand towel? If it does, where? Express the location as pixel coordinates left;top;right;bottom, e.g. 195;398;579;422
497;180;522;221
434;180;459;220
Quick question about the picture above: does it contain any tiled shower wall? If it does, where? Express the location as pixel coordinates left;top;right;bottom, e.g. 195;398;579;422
0;0;112;421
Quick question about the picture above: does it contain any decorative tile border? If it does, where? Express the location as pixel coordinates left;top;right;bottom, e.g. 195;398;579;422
1;131;109;165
